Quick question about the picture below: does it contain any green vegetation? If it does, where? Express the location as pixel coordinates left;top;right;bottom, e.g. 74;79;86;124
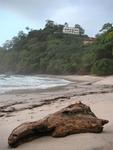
82;23;113;75
0;21;113;75
91;59;113;75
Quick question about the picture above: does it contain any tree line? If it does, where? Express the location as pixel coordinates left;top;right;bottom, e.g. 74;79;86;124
0;21;113;75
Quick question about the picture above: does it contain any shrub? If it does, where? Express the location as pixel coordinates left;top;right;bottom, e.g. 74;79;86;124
91;58;113;75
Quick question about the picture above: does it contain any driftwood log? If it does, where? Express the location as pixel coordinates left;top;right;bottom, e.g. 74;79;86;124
8;102;109;148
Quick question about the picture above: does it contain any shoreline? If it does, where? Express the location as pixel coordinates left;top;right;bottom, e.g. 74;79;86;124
0;74;71;95
0;74;104;95
0;75;113;150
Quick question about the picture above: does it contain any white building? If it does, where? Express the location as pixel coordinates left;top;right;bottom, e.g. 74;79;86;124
63;24;80;35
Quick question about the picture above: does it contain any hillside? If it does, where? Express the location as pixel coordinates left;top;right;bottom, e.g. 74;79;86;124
0;22;113;75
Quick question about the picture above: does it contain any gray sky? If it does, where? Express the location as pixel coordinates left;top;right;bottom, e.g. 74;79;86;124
0;0;113;45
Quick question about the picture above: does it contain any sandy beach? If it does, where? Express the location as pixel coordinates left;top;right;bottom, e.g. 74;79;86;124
0;75;113;150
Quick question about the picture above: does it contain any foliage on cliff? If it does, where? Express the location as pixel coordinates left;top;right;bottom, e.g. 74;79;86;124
82;23;113;75
0;22;113;75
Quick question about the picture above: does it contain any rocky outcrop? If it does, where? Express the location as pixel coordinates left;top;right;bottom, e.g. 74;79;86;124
8;102;109;148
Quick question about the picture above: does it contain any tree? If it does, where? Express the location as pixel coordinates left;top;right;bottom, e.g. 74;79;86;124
91;58;113;75
100;23;112;32
64;22;68;27
25;27;33;32
75;24;85;35
18;31;26;40
25;27;30;31
3;40;13;50
45;20;54;28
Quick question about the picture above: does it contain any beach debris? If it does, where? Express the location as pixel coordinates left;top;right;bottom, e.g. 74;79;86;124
8;102;109;148
1;107;16;113
0;112;5;117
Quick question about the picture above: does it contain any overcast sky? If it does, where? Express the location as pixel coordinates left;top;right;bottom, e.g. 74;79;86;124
0;0;113;45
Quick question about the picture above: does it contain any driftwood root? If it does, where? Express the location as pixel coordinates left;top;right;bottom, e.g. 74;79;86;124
8;102;109;147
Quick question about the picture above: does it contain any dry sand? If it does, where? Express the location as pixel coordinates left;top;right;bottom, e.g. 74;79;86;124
0;75;113;150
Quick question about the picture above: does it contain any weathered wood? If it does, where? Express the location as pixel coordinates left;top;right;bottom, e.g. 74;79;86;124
8;102;109;147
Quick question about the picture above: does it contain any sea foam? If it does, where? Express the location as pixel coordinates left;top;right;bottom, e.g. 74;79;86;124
0;74;70;94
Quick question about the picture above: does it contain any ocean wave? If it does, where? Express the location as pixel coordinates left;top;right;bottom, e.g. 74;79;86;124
0;74;70;94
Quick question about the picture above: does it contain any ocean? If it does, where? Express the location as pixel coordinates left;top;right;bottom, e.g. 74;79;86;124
0;74;70;94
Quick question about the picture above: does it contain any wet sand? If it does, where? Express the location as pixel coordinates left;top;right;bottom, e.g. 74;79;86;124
0;75;113;150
